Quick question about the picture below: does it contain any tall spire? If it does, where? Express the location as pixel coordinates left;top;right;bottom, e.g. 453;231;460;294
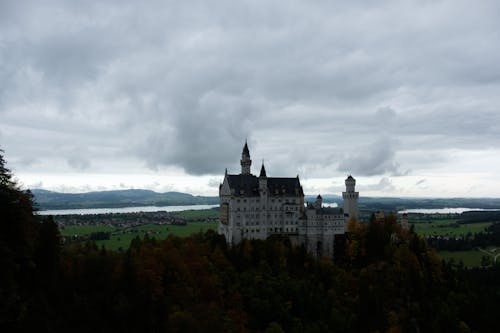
240;141;252;175
242;140;250;157
259;162;267;178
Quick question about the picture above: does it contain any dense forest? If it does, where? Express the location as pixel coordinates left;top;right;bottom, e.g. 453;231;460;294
2;151;500;332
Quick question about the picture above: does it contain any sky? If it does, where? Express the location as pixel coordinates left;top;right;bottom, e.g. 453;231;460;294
1;0;500;197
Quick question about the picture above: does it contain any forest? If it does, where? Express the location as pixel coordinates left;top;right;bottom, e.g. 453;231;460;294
2;151;500;332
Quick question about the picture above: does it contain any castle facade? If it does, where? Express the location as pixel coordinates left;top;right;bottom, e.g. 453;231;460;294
218;142;359;257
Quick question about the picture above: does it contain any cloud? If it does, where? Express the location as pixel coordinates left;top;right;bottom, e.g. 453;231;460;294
337;138;403;176
208;178;221;188
360;177;396;193
1;1;500;196
66;147;91;171
416;179;427;186
67;155;90;171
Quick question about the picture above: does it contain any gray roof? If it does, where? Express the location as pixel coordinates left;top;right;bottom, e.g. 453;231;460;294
316;207;343;215
227;174;259;196
226;174;303;197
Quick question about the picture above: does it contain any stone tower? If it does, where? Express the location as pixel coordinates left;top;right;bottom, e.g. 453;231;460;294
342;175;359;221
240;141;252;175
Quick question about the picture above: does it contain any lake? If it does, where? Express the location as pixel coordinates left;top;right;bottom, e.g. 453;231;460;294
37;204;496;216
398;208;500;214
37;204;219;216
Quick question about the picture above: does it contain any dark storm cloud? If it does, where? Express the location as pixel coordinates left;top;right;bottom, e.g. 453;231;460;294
1;0;500;179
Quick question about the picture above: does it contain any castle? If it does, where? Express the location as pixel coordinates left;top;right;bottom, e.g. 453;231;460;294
218;142;359;257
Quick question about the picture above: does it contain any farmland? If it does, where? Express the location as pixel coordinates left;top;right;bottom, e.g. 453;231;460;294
405;213;499;267
58;208;219;250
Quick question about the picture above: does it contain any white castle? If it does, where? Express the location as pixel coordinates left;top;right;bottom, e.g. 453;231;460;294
218;142;359;257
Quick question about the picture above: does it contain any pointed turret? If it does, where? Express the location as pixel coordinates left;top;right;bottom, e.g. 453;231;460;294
259;162;268;194
259;162;267;178
242;141;250;157
240;141;252;175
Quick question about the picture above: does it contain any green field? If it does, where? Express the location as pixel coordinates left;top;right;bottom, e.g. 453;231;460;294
439;248;499;268
413;221;492;237
409;214;496;267
64;222;218;251
171;208;218;220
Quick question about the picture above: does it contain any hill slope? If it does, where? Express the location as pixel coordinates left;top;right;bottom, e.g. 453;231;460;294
32;189;219;210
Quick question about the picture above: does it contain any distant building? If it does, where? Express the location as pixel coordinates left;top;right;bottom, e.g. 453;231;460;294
218;142;359;257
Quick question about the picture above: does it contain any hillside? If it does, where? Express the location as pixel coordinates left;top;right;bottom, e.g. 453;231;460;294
32;189;219;210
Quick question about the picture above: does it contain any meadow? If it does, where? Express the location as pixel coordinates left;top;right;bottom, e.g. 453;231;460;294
408;213;496;267
59;209;219;251
95;222;218;251
413;221;492;237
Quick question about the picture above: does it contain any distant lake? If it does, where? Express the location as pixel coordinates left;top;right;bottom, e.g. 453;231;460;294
37;204;219;216
398;208;500;214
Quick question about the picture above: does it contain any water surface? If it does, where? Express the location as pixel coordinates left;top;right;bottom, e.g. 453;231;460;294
38;204;218;216
398;208;500;214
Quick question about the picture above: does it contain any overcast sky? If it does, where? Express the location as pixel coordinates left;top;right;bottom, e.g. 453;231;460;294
1;0;500;197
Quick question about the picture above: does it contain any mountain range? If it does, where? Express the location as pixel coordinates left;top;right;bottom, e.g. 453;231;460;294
31;189;500;211
31;189;219;210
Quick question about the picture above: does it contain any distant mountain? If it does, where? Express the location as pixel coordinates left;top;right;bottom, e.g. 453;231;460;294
31;188;500;211
31;189;219;210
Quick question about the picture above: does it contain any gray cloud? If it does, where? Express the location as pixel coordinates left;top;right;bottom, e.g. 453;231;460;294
208;178;221;188
416;179;427;186
337;138;404;176
1;0;500;190
67;155;91;171
359;177;396;193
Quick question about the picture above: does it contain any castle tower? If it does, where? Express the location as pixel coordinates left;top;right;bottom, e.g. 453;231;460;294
240;141;252;175
315;194;323;209
259;162;268;193
342;175;359;221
